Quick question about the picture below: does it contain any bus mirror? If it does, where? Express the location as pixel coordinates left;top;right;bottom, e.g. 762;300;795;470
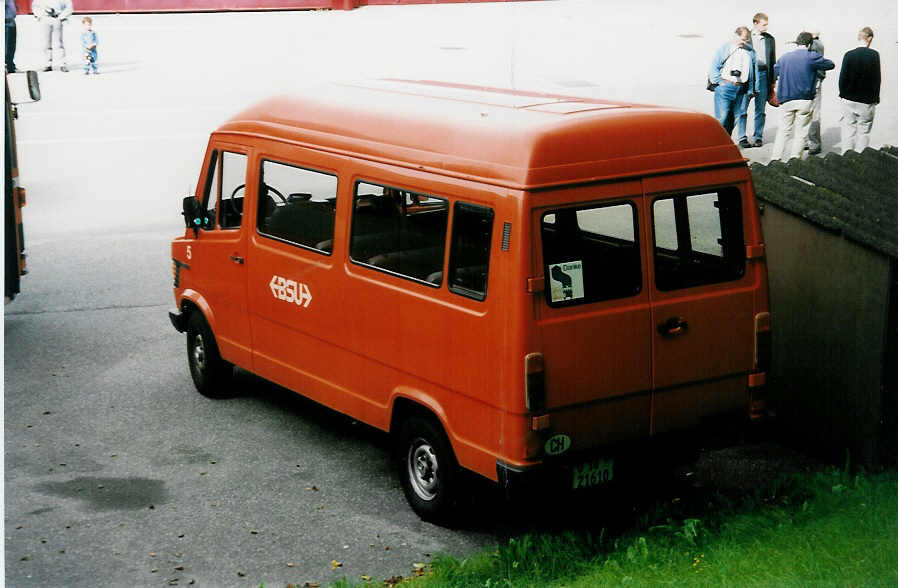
182;196;203;235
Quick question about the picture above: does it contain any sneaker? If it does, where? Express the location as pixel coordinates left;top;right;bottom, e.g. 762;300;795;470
808;148;822;155
738;138;752;148
84;70;89;75
752;139;763;148
60;65;69;72
42;66;52;72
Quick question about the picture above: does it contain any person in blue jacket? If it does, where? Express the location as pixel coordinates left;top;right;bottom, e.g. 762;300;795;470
80;16;98;74
708;26;760;142
770;32;834;161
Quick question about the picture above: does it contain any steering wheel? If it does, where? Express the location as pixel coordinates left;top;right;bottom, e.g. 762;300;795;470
221;183;247;220
262;183;286;204
229;183;246;200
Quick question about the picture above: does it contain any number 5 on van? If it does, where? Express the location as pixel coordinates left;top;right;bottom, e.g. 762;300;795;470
168;80;771;523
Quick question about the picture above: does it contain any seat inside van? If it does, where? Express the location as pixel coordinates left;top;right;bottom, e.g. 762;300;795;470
350;191;448;282
261;194;337;252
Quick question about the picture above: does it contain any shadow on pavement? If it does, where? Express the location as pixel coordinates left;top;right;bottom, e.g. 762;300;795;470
220;368;820;541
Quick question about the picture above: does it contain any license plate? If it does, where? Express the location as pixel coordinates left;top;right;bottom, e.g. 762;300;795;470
572;458;614;490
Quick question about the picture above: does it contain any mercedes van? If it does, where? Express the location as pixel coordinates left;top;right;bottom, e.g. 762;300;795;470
169;80;771;522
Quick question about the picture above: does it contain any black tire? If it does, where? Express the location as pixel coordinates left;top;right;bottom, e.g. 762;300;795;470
186;311;233;398
397;415;459;524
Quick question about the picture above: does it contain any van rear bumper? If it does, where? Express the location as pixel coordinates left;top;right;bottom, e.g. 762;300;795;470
495;425;746;499
169;308;187;333
496;448;648;500
496;450;642;499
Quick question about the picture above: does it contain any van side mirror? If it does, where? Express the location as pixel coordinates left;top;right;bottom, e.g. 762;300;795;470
182;196;203;235
26;71;41;102
6;71;42;104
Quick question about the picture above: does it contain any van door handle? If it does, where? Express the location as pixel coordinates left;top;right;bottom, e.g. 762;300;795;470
658;316;688;337
229;254;244;265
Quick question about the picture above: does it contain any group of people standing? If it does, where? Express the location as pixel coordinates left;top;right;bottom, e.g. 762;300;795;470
709;12;882;160
4;0;99;75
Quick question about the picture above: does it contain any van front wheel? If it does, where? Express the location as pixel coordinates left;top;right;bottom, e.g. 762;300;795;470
398;416;458;523
186;312;233;398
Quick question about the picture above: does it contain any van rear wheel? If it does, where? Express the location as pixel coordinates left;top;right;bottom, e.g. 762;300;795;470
398;415;458;523
186;312;233;398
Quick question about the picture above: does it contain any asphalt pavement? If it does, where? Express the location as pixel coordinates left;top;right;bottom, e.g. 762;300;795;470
4;1;897;585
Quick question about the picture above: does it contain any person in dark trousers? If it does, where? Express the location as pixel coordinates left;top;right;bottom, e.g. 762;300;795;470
770;32;834;161
807;28;825;154
839;27;881;154
5;0;17;72
738;12;775;148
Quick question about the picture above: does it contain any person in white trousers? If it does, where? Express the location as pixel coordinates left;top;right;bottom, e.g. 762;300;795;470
839;27;881;154
770;32;834;161
32;0;73;72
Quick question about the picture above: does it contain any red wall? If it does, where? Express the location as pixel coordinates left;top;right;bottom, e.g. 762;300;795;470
15;0;527;13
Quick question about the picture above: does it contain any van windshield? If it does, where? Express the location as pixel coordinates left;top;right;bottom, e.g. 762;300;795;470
541;201;641;306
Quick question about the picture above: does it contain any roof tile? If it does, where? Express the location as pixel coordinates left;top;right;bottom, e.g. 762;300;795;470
751;147;898;258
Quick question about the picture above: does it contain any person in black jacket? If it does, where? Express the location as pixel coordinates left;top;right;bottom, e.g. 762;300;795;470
737;12;776;148
839;27;881;154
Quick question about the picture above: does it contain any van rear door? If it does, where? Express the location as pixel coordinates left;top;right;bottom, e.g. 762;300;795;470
534;182;653;448
645;173;755;433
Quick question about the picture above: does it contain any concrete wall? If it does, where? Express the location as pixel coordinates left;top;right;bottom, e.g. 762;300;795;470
762;204;890;466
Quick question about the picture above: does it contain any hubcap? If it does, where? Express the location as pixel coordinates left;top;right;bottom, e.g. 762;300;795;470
407;439;439;501
192;333;207;373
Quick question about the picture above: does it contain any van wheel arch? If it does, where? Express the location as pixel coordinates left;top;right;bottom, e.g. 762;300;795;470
390;399;460;524
185;310;234;398
389;397;456;454
180;299;200;323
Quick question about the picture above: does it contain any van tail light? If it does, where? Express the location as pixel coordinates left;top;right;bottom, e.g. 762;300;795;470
525;353;549;459
751;312;771;421
748;372;768;420
524;353;546;413
754;312;771;372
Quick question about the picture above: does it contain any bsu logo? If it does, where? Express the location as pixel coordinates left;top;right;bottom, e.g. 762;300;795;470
269;275;312;308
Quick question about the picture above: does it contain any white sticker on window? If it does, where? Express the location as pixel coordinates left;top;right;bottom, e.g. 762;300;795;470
548;261;584;302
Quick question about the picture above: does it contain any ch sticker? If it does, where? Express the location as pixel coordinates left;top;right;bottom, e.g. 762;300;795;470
269;275;312;308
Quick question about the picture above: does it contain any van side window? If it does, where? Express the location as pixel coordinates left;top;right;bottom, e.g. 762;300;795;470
201;150;220;229
218;151;248;229
448;202;493;300
652;188;745;291
257;160;338;254
541;202;641;306
350;181;448;285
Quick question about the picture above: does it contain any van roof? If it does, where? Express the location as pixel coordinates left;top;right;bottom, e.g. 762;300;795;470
217;79;745;190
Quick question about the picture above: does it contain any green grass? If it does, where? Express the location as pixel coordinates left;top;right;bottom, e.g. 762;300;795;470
389;467;898;587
